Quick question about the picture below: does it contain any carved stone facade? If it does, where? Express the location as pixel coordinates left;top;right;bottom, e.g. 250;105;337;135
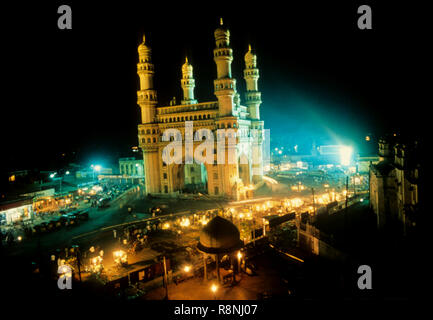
137;21;265;200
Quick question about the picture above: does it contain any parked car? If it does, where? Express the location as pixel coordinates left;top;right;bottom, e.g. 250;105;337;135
34;222;48;234
77;210;89;221
50;217;63;229
98;197;110;209
46;221;56;231
62;213;77;226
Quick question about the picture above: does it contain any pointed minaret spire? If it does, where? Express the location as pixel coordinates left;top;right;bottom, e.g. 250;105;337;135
181;56;197;105
248;44;251;51
142;34;146;43
220;17;223;25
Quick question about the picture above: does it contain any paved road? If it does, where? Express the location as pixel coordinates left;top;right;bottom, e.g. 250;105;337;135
4;188;144;258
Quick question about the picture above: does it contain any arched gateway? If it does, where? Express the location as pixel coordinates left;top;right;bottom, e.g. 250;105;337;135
137;20;265;200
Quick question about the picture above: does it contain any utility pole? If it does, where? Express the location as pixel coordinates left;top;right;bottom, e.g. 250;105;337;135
252;218;256;246
73;245;82;283
162;255;168;300
353;175;357;198
344;176;349;246
311;188;316;215
345;176;349;210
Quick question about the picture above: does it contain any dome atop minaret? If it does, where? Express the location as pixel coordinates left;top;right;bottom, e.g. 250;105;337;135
182;56;193;75
214;17;229;37
138;34;151;55
244;44;256;64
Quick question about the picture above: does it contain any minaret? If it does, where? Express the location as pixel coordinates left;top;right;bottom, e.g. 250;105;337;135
137;35;158;123
181;57;198;105
213;18;236;116
244;44;264;183
244;44;262;120
137;34;160;194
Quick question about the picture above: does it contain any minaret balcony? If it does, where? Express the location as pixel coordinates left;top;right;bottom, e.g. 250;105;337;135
137;90;158;104
213;48;233;57
181;79;195;87
214;78;236;92
137;63;154;72
244;91;261;103
243;69;259;78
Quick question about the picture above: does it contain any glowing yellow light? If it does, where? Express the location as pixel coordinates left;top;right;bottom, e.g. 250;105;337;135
180;218;190;227
113;250;127;264
365;136;370;141
237;251;242;260
162;223;170;230
92;256;102;265
183;265;191;272
211;284;218;293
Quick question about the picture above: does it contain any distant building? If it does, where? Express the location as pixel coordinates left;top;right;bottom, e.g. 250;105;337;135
369;136;420;235
7;170;30;182
75;167;113;179
119;157;145;185
318;145;342;156
119;157;144;176
356;155;380;173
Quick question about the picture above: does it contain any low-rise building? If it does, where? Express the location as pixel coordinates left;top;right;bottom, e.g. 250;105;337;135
356;155;380;173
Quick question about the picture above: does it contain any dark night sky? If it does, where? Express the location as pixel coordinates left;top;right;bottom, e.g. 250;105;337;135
1;1;429;172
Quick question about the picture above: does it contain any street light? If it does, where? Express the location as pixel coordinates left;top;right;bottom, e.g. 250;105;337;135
237;251;242;274
211;283;218;300
92;164;102;181
50;172;63;193
183;265;191;273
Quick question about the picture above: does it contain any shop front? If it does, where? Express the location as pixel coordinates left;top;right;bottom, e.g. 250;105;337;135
0;199;34;225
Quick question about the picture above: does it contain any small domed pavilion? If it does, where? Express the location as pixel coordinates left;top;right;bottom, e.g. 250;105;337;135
197;216;243;283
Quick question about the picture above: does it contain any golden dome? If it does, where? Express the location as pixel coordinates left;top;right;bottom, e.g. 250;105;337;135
138;34;151;55
244;44;256;61
214;17;229;36
182;57;192;74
